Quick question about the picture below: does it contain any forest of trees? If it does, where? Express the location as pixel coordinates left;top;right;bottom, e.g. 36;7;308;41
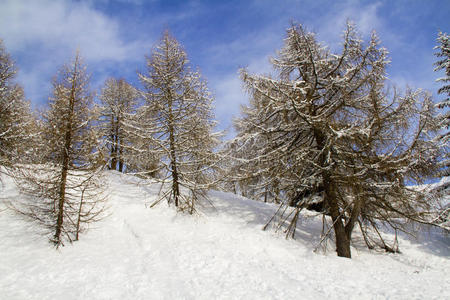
0;24;448;257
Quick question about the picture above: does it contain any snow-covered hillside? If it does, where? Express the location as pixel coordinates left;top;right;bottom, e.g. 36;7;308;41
0;171;449;299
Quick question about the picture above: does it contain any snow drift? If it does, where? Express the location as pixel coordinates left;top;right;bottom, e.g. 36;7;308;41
0;171;449;299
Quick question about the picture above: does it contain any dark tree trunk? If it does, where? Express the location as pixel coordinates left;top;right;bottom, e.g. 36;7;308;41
117;115;124;172
55;153;69;245
110;149;117;170
118;159;123;173
344;191;364;242
167;95;180;207
55;63;77;246
118;135;124;172
334;225;351;258
274;185;280;204
110;116;118;170
75;187;85;241
322;172;351;258
264;186;268;203
326;187;351;258
315;127;352;258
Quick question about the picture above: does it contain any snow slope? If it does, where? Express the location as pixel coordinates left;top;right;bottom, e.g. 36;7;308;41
0;171;449;300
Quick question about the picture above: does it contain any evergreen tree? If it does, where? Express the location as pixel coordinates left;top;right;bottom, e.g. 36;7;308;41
235;23;440;258
12;53;106;246
138;31;221;213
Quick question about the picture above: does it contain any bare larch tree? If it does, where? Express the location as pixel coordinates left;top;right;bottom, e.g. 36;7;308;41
434;31;450;150
12;53;106;246
138;31;221;213
433;31;449;228
235;23;440;258
0;39;34;172
99;77;140;172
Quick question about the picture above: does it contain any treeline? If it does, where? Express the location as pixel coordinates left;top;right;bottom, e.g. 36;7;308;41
0;24;448;258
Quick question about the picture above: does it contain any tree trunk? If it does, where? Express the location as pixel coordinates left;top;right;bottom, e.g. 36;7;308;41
324;179;351;258
330;202;351;257
75;187;86;241
110;116;117;170
344;189;364;242
55;61;77;245
118;133;124;172
116;115;123;172
315;127;351;258
171;155;180;207
55;154;68;245
167;94;180;207
118;159;123;173
264;186;268;203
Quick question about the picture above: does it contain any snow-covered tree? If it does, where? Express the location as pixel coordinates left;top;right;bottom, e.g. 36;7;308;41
235;23;440;258
433;31;449;229
435;32;450;127
138;31;221;213
225;126;282;203
0;39;34;171
12;53;106;246
99;77;140;172
434;32;449;175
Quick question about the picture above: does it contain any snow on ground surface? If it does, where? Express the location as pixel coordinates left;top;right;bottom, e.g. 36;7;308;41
0;171;449;300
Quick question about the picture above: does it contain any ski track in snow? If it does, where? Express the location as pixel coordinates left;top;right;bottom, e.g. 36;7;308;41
0;171;449;300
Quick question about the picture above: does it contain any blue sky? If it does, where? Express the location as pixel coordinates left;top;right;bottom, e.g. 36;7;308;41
0;0;449;135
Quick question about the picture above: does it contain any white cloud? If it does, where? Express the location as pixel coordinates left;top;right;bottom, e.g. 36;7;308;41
17;64;52;107
0;0;153;106
205;32;278;133
0;0;151;62
203;24;280;88
213;74;244;118
89;0;148;5
313;1;383;49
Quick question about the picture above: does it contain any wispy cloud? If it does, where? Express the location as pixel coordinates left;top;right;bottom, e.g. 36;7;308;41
0;0;153;105
320;1;382;35
0;0;149;61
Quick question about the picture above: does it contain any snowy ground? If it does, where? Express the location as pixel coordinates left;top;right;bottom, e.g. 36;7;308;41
0;171;449;300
